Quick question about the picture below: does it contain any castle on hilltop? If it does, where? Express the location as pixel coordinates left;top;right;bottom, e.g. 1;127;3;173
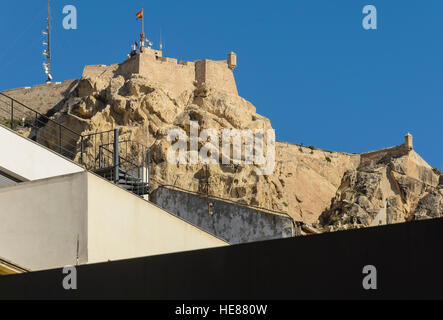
1;48;239;114
82;48;239;98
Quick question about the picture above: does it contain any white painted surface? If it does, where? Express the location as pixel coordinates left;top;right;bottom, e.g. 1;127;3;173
0;172;88;271
0;124;84;181
87;173;227;263
0;171;227;271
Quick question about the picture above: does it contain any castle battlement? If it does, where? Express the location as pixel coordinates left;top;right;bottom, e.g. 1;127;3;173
82;48;239;98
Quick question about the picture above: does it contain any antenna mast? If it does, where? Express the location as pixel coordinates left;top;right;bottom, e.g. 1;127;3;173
43;0;52;83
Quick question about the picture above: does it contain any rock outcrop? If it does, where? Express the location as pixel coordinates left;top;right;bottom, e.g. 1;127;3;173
317;147;443;231
3;53;442;231
34;66;363;224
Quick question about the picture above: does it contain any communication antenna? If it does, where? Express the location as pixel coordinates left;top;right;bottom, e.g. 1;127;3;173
42;0;52;82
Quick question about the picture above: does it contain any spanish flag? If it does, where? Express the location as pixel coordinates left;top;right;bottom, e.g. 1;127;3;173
136;9;143;20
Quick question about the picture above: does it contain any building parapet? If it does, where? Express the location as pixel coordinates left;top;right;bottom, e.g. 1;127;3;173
150;185;296;244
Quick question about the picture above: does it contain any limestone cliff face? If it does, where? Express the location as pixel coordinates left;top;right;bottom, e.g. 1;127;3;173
8;58;442;230
317;147;443;231
32;67;361;224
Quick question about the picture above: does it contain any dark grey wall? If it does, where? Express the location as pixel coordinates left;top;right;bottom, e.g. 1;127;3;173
150;187;295;244
3;217;443;299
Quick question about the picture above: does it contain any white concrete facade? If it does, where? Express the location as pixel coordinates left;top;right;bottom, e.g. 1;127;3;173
0;124;84;181
0;173;88;270
0;172;227;271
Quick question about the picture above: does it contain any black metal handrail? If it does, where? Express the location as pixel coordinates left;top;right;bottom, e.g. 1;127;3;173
81;129;115;169
0;92;83;160
0;93;150;195
99;140;149;167
0;92;81;136
99;145;141;172
97;144;149;195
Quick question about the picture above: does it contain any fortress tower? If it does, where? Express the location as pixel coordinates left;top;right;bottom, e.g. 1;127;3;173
404;133;413;151
228;52;237;70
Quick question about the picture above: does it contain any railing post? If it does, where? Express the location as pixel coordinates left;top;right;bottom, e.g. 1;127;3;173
10;99;14;129
34;112;38;141
80;136;84;166
146;148;150;185
113;129;119;184
59;125;62;154
99;146;103;169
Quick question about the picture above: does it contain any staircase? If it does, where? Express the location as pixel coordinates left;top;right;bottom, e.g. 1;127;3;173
94;166;149;196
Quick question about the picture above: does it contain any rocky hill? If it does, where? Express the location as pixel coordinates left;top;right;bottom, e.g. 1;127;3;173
2;50;442;232
318;146;442;231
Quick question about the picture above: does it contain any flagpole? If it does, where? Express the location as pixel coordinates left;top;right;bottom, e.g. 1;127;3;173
142;7;144;45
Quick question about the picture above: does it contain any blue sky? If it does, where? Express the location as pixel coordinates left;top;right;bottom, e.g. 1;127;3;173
1;1;442;169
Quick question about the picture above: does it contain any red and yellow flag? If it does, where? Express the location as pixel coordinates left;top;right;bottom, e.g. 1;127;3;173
136;9;143;20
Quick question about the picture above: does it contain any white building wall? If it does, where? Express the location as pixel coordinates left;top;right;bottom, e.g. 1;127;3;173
87;173;227;263
0;171;227;271
0;124;84;181
0;172;89;271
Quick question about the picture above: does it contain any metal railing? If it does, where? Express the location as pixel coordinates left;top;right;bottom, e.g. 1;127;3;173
97;142;149;195
0;92;83;160
81;129;116;169
0;93;150;195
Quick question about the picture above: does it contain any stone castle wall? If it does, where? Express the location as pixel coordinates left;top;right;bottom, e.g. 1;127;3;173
82;64;119;80
1;80;78;116
195;59;238;95
136;52;197;98
360;135;420;169
82;49;239;98
360;145;407;168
